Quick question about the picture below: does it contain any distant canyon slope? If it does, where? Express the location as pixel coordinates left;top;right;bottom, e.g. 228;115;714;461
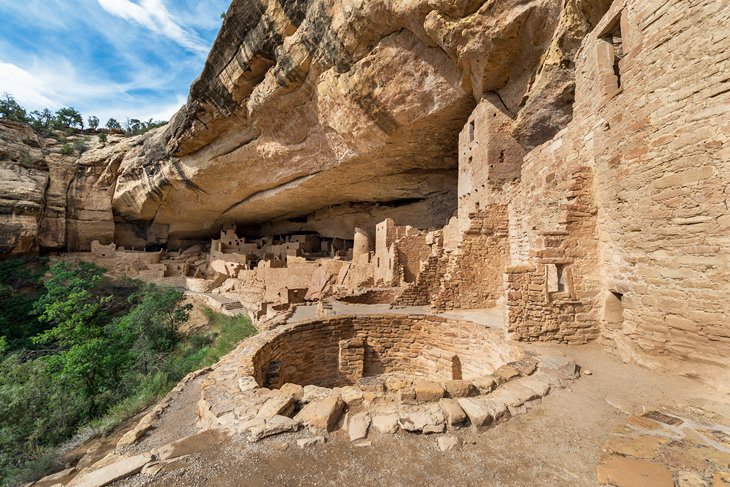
0;0;612;253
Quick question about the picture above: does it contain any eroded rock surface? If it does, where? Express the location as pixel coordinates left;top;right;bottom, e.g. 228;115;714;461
0;0;610;253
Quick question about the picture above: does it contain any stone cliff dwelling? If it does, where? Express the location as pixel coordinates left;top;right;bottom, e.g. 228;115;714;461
2;0;729;485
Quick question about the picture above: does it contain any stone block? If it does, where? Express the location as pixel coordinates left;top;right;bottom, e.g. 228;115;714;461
295;396;345;432
248;415;300;442
155;429;230;461
439;398;467;427
301;385;332;404
348;412;371;441
256;394;295;420
398;404;445;433
66;453;152;487
471;375;498;394
297;436;326;448
280;383;304;401
444;380;477;398
415;381;446;402
494;364;520;382
372;413;400;434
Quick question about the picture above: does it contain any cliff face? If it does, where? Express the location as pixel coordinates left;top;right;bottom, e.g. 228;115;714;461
0;0;611;253
109;0;611;247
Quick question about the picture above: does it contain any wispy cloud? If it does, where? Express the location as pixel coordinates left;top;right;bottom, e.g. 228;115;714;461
97;0;208;54
0;0;228;124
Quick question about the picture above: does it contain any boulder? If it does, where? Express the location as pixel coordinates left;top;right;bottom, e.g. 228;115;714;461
248;415;300;442
295;396;345;432
348;412;371;441
372;413;400;434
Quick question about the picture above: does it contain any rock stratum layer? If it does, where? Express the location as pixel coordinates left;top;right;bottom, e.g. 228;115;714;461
0;0;615;252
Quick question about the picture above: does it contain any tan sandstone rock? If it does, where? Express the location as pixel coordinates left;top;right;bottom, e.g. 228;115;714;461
295;396;345;432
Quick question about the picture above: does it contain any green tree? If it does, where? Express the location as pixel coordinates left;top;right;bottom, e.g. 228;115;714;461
53;107;83;130
29;108;54;133
113;286;190;374
98;132;108;145
106;118;122;131
31;262;116;411
87;116;99;130
0;94;29;123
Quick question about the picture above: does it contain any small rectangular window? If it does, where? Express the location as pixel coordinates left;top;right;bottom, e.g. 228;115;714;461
600;14;625;90
469;120;475;142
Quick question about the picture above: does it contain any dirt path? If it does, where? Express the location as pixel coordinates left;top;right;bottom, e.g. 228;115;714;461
120;373;208;456
113;343;726;487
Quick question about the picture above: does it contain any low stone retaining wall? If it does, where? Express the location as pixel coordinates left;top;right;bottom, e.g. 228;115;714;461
197;314;581;442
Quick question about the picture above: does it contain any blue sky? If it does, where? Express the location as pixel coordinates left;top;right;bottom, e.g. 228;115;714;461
0;0;230;125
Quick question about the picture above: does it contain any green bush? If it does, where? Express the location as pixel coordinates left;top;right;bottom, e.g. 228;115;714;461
60;144;73;155
72;138;88;154
0;259;256;486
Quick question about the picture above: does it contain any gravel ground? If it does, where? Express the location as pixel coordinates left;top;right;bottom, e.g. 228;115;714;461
110;342;726;487
120;373;208;456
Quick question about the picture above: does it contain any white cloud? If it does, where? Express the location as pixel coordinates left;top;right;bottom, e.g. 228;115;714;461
0;62;58;108
0;58;183;124
97;0;208;54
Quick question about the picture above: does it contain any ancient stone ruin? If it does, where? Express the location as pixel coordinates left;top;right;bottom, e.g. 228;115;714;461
2;0;729;485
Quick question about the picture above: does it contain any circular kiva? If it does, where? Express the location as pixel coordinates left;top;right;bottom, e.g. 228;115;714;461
198;315;579;440
251;315;523;389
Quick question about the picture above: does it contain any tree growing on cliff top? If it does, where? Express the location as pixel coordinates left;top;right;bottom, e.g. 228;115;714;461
53;107;83;130
0;94;29;123
87;116;99;130
106;118;122;131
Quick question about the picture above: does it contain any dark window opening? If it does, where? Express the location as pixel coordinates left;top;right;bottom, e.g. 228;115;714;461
556;264;566;293
264;360;282;388
452;355;463;380
469;120;475;142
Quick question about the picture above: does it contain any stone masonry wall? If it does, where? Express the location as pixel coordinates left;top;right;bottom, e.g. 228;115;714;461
587;0;730;380
251;315;522;389
504;166;601;344
498;0;729;383
432;205;510;311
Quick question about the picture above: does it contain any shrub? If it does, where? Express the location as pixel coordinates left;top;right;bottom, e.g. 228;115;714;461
72;138;88;154
98;132;107;145
60;144;73;155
